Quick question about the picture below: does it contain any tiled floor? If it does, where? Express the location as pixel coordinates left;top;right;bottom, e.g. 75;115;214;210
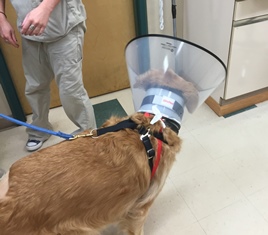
1;88;268;235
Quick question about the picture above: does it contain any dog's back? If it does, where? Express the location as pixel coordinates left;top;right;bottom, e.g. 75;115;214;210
0;113;181;235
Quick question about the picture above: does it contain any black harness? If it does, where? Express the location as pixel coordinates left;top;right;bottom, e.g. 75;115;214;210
95;118;164;172
94;116;180;173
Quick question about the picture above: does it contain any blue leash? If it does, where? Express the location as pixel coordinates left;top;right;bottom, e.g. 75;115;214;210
0;113;74;140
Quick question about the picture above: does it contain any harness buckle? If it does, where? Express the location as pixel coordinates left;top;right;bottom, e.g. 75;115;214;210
140;129;156;159
147;149;155;159
89;128;98;138
140;128;150;140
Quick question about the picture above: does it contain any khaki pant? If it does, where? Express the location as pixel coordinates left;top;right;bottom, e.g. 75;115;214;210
22;24;96;141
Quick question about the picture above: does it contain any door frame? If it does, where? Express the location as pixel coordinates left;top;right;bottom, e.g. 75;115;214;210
0;49;26;121
133;0;148;36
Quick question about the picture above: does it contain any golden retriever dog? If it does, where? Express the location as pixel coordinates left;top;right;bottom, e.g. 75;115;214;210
0;113;181;235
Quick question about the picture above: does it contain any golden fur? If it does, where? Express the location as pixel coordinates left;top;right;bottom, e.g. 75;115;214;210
134;68;199;113
0;113;181;235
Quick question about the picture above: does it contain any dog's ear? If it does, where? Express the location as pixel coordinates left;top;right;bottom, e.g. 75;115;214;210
165;69;199;113
133;69;164;90
130;113;152;127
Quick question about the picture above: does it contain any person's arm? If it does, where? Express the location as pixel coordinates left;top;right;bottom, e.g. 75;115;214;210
20;0;61;36
0;0;19;48
0;0;6;16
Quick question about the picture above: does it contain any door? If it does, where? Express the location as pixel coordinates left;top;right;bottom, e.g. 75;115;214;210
0;1;135;114
224;19;268;99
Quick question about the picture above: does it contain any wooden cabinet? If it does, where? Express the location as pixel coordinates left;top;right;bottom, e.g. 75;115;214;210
183;0;268;116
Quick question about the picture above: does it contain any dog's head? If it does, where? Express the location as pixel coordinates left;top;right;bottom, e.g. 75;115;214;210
134;68;199;113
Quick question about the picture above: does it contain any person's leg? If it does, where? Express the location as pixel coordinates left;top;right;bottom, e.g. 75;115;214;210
22;38;54;150
47;23;96;132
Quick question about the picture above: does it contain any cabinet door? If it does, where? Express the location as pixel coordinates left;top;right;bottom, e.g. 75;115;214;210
234;0;268;21
224;20;268;99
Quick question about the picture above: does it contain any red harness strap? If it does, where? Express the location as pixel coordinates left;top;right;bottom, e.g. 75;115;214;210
151;138;162;179
143;112;163;179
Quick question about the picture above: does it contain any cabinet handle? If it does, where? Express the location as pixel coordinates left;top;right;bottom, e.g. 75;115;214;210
236;0;246;2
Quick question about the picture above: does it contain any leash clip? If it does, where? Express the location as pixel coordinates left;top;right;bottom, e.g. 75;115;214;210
69;133;94;140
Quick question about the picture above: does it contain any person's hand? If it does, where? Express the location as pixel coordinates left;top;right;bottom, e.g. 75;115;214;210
0;17;19;48
20;5;51;36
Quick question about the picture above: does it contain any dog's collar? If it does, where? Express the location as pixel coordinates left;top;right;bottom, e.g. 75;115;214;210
161;117;180;134
95;118;167;144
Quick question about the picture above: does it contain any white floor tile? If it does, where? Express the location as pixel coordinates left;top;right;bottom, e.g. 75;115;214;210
145;221;206;235
171;162;244;220
199;198;268;235
183;103;224;131
0;125;28;170
144;178;197;234
189;113;255;159
248;186;268;222
176;223;207;235
169;131;212;176
216;147;268;196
